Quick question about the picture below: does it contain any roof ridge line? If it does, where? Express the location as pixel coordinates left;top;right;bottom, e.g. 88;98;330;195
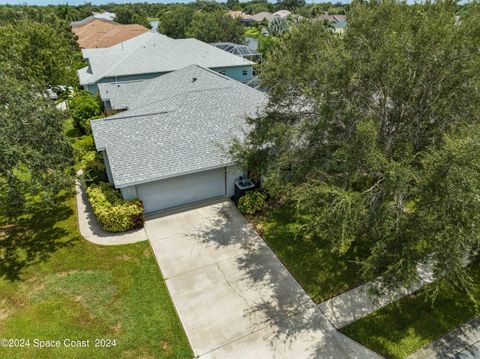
104;109;170;121
96;32;155;81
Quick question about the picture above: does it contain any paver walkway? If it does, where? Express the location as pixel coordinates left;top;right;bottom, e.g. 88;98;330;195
146;201;382;358
318;263;435;328
407;317;480;359
75;180;148;245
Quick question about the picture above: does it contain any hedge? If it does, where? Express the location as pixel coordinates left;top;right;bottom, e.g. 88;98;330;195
86;182;144;232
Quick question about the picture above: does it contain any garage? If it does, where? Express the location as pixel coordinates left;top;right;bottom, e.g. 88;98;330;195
136;168;226;213
90;66;266;214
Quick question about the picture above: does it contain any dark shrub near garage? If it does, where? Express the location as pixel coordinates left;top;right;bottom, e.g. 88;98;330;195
87;182;144;232
80;151;108;186
238;191;267;215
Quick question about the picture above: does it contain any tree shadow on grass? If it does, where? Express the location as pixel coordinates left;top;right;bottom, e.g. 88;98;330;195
256;205;371;303
340;274;480;359
0;198;77;281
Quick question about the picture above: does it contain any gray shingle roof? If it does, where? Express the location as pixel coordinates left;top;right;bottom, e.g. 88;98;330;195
98;81;146;110
91;65;266;188
78;32;253;85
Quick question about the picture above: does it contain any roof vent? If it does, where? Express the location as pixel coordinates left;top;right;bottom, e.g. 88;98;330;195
192;77;197;82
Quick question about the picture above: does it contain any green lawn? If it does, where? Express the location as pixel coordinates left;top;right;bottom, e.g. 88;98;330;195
0;196;193;359
254;205;371;303
341;265;480;359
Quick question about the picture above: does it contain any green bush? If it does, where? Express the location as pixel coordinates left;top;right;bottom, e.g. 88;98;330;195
81;151;107;186
68;91;102;134
73;135;95;163
262;172;289;199
86;182;144;232
238;191;267;215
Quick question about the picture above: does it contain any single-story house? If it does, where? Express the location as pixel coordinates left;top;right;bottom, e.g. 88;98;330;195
249;11;274;22
247;10;292;22
91;65;266;213
78;32;254;94
71;17;149;49
273;10;292;18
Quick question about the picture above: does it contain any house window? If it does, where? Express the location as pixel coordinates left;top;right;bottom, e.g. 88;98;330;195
243;70;248;76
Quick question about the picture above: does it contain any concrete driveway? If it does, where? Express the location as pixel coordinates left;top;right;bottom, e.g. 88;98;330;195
146;200;380;358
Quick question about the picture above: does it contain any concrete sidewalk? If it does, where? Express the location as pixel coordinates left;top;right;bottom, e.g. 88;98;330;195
408;317;480;359
75;180;148;245
318;263;435;328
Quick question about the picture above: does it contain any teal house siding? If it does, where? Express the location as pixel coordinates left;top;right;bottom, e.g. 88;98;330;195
212;66;253;83
84;65;253;95
79;33;256;96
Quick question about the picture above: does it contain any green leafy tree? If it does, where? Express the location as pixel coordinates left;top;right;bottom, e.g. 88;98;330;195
0;20;80;86
115;7;151;29
232;2;480;299
0;76;74;217
159;6;195;38
258;35;280;57
68;91;102;134
276;0;306;11
242;3;272;15
56;3;80;22
186;11;244;43
226;0;241;10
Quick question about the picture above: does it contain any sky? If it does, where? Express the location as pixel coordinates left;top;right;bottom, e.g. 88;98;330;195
1;0;351;5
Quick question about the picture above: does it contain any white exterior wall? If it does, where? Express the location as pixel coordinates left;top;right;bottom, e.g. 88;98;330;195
120;186;138;200
226;166;245;197
103;151;114;185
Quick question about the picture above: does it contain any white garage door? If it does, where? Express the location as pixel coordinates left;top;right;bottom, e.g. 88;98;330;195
136;168;226;213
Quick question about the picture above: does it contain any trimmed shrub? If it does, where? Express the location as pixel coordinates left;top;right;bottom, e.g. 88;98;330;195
69;91;102;134
81;151;107;186
237;190;267;215
87;182;144;232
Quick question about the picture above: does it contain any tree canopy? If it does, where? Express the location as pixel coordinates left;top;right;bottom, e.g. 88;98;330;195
159;6;195;39
0;9;81;217
0;20;81;87
114;6;151;29
232;1;480;299
186;11;244;43
0;76;74;218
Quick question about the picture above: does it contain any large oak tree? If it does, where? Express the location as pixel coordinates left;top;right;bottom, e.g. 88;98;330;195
232;1;480;298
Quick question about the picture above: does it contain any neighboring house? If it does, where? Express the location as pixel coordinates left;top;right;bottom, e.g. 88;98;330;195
227;10;245;19
92;11;116;21
71;17;149;49
315;13;348;33
273;10;292;18
333;20;347;33
249;11;274;22
91;65;266;213
248;10;292;22
78;32;255;94
227;10;256;23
